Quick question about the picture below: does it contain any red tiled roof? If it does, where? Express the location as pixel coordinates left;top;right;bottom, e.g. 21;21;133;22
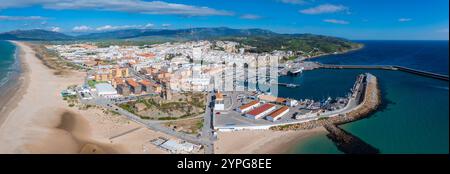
115;78;125;85
140;79;152;86
268;106;289;118
239;100;259;110
215;91;224;100
126;79;139;87
247;103;275;116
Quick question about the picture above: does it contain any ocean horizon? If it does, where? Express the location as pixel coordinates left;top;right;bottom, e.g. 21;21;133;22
0;40;448;154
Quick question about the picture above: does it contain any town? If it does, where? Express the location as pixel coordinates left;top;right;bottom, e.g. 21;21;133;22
52;40;370;154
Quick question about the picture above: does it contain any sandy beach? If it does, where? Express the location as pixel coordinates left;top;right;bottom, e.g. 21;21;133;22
215;127;327;154
0;41;328;154
0;41;169;154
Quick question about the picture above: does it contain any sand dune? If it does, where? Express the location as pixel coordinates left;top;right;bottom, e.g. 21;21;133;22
0;41;167;154
0;41;323;154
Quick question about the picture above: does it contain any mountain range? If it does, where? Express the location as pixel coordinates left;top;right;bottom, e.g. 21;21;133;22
0;27;362;53
0;27;280;41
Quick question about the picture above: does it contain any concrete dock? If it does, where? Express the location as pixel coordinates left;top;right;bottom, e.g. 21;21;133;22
319;64;448;81
285;61;449;81
324;123;380;154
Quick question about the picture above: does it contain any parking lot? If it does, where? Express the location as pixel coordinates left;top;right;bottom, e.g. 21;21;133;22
213;91;354;129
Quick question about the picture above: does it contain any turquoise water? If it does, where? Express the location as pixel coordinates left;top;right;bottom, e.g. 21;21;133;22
0;40;447;154
282;41;449;154
0;41;17;88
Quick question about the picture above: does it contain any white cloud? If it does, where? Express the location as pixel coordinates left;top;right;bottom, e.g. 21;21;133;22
72;25;92;32
50;26;61;32
96;24;155;31
0;15;47;20
240;14;262;20
161;24;171;28
300;4;348;15
96;24;145;31
0;0;233;16
145;23;155;28
73;23;163;32
323;19;349;24
398;18;412;22
278;0;307;5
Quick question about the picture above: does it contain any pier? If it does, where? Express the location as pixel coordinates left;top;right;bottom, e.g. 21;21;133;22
392;66;449;81
324;123;380;154
319;64;395;70
271;73;381;130
274;82;300;88
271;73;382;153
285;61;449;81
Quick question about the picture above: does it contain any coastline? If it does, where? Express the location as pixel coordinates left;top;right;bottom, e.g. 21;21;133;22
301;44;364;61
0;41;28;130
215;127;327;154
0;41;170;154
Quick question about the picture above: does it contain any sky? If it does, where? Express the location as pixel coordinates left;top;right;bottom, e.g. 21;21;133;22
0;0;448;40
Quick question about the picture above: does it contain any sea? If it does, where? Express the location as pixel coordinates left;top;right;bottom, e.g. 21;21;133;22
0;40;448;154
0;40;21;121
0;41;18;89
278;40;449;154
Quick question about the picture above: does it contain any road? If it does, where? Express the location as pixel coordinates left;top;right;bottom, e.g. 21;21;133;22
200;90;215;154
81;96;214;153
80;67;218;153
213;74;369;129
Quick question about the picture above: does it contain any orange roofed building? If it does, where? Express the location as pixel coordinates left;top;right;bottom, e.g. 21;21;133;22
245;103;276;120
214;91;225;110
94;66;129;82
126;79;141;94
140;79;161;94
266;106;289;122
238;100;260;113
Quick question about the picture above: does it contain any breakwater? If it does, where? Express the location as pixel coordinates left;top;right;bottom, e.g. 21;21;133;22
271;73;381;130
392;66;449;81
271;73;382;153
285;61;449;81
318;63;449;81
324;123;380;154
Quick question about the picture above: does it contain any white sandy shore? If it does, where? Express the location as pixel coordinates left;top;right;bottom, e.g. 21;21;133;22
0;41;326;154
0;41;169;154
215;127;327;154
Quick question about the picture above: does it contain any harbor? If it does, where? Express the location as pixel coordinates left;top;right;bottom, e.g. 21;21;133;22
214;73;377;133
270;72;380;130
282;61;449;81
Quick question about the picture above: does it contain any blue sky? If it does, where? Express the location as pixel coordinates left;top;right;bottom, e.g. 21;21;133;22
0;0;448;40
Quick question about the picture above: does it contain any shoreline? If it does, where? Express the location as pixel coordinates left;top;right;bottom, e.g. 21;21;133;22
0;41;29;128
0;41;170;154
303;44;364;61
214;127;327;154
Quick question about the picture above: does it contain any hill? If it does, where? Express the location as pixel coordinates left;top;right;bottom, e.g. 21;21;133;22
0;29;74;41
0;27;362;54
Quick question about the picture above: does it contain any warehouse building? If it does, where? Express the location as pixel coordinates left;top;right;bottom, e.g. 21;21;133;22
237;100;260;113
266;106;289;122
245;103;276;119
95;83;118;98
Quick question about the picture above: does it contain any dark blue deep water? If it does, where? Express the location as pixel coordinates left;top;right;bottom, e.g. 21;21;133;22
316;40;449;75
280;41;449;154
